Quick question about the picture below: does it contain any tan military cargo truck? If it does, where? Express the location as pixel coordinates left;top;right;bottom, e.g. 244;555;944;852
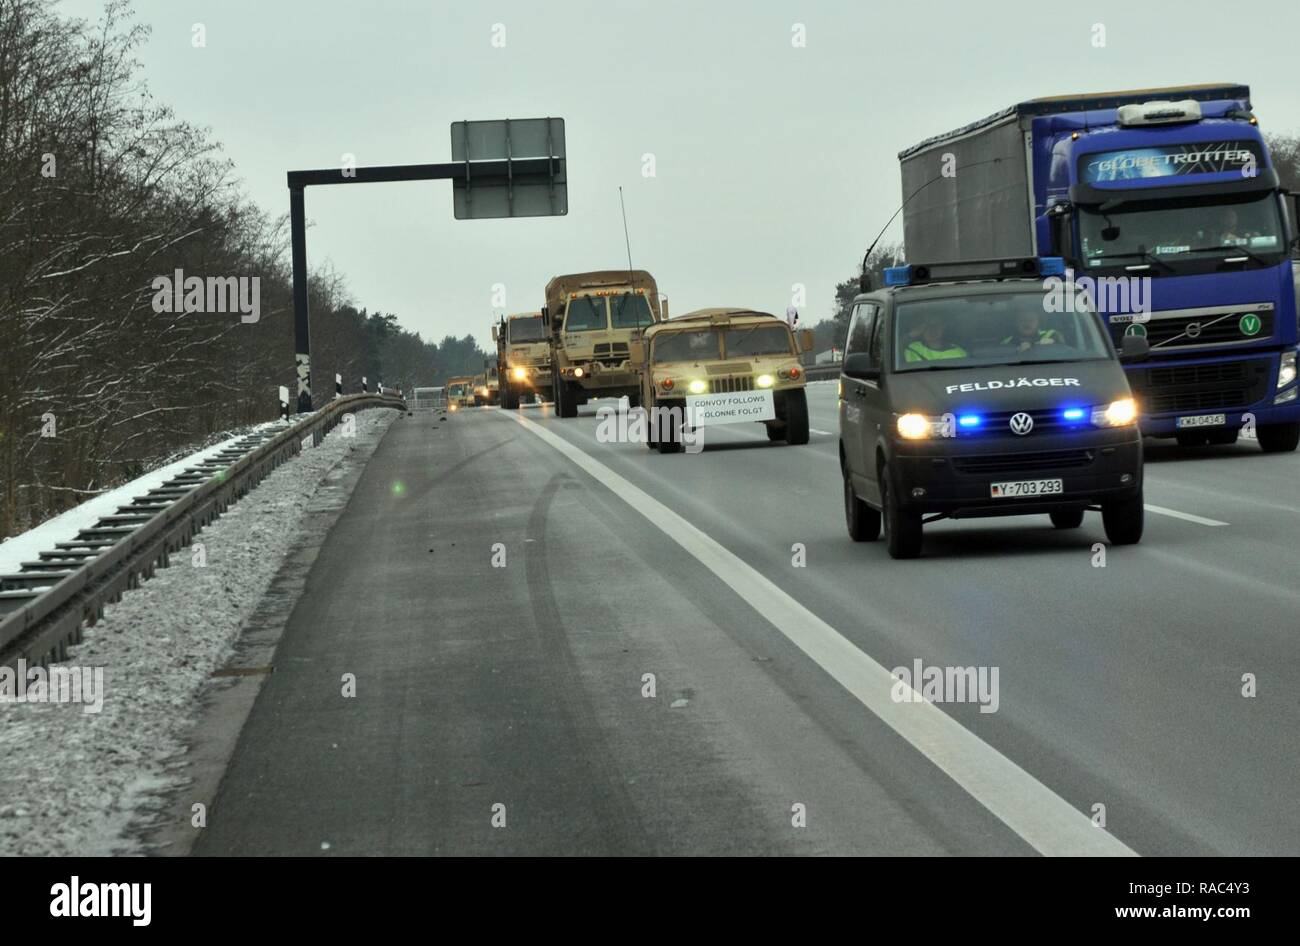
446;376;475;410
493;311;551;410
542;270;666;418
630;308;814;453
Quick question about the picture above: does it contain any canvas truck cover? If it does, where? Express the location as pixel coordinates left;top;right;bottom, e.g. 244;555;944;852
544;270;659;314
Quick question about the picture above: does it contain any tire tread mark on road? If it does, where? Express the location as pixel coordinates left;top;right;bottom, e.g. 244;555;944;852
525;474;658;856
423;438;512;491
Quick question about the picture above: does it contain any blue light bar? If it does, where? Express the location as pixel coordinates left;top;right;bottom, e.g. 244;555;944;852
883;265;912;287
1062;407;1085;421
1039;256;1066;277
957;414;982;428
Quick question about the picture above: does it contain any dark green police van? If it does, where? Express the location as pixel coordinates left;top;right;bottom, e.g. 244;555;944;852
839;257;1149;559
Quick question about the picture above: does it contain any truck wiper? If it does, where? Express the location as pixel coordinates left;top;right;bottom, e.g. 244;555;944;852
1181;244;1269;265
1089;251;1176;273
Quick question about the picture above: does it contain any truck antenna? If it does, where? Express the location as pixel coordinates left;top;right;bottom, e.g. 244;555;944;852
619;186;636;290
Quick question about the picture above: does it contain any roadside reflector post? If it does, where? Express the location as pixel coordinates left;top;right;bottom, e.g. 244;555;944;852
279;385;289;421
362;376;368;393
335;373;342;399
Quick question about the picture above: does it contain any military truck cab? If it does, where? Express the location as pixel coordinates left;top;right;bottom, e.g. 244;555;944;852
496;312;551;410
632;308;814;453
839;257;1147;559
542;270;666;417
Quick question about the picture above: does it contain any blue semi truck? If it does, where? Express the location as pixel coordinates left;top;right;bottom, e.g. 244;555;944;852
898;84;1300;452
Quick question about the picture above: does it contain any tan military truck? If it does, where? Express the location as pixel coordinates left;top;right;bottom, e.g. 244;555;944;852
446;376;475;410
542;270;666;418
631;308;814;453
493;311;551;410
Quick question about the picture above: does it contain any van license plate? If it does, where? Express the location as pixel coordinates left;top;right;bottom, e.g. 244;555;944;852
1176;413;1226;429
990;478;1063;499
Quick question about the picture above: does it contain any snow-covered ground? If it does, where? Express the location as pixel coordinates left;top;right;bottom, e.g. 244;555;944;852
0;422;281;577
0;408;397;855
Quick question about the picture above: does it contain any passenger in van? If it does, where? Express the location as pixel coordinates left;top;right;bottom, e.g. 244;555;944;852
904;314;968;362
1002;311;1063;352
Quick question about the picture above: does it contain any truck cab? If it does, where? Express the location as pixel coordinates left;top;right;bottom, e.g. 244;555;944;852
839;257;1146;559
542;270;666;417
495;311;551;410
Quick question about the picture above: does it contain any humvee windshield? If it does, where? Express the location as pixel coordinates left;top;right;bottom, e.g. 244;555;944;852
724;324;793;357
893;292;1111;372
652;330;721;362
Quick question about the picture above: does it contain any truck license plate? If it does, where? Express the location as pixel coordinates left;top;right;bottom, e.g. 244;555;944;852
1176;413;1226;429
990;478;1063;499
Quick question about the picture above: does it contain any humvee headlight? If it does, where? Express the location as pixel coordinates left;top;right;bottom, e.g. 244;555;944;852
1091;398;1137;427
511;366;527;381
1278;350;1297;388
755;374;774;388
573;367;585;378
449;403;458;412
897;413;931;439
688;379;707;394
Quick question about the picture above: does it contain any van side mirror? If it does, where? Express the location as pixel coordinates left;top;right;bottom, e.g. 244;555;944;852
799;329;815;353
1118;333;1150;362
842;352;879;381
629;341;646;365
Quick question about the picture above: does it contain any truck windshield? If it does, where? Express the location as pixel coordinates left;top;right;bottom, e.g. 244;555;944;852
564;296;607;331
610;292;655;328
508;317;545;342
893;292;1111;372
724;324;793;357
1077;191;1285;270
652;330;722;362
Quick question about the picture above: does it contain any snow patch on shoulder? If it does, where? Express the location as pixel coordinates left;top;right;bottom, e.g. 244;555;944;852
0;409;397;856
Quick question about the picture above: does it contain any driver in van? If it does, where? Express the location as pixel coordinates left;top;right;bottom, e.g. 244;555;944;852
1002;310;1063;352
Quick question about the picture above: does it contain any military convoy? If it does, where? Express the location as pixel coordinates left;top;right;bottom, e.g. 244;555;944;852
541;270;666;418
631;308;814;453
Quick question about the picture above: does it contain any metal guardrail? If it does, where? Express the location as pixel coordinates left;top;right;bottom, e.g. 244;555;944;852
0;394;404;671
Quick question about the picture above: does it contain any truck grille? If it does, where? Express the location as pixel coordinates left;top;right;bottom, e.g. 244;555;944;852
952;449;1095;475
592;342;629;367
1110;311;1275;350
707;376;754;394
1128;358;1270;414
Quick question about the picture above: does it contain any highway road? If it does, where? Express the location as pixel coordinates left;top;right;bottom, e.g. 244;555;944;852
194;383;1300;856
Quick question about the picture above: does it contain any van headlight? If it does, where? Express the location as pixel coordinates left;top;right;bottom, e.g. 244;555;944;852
1090;398;1137;427
1278;350;1297;389
896;413;950;439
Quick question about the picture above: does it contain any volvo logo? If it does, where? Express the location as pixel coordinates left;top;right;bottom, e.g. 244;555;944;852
1185;322;1202;338
1009;412;1034;435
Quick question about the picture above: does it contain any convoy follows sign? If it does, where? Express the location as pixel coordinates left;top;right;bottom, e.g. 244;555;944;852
1079;141;1263;183
686;390;775;427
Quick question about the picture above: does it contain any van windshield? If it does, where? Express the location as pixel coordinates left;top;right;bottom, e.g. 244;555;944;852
893;291;1111;372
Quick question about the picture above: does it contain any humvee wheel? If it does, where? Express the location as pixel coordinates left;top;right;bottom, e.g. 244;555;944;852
784;389;810;445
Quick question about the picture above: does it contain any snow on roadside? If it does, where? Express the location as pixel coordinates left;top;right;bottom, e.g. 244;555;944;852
0;422;281;576
0;408;398;856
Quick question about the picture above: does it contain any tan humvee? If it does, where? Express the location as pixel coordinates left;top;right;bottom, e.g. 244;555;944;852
542;270;666;418
446;376;475;410
630;308;814;453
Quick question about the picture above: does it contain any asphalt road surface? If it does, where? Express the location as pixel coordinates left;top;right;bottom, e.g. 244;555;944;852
194;383;1300;855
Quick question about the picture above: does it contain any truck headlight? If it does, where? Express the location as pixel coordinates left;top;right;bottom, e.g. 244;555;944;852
1278;351;1297;389
573;367;585;378
1090;398;1137;427
511;366;527;381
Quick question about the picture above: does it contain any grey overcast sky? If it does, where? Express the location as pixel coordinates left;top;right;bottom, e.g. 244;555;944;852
59;0;1300;351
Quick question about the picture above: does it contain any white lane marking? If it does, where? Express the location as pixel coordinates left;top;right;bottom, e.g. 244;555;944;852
809;428;834;436
1143;504;1228;527
510;411;1135;856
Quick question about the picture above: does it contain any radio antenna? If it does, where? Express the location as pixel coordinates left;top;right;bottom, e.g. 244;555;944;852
619;186;636;289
